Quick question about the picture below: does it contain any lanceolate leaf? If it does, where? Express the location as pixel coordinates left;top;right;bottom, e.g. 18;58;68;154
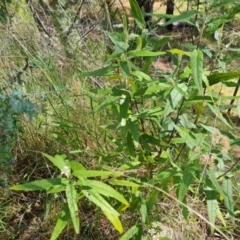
72;170;116;179
164;10;198;26
146;189;159;213
174;126;196;149
10;178;68;191
207;103;232;129
79;65;115;77
191;49;203;94
129;0;145;28
120;225;139;240
207;170;226;196
66;183;79;234
108;179;140;188
130;50;165;57
222;178;235;223
178;166;195;202
42;153;66;171
50;203;71;240
206;71;240;87
207;198;218;234
83;190;123;233
83;180;129;206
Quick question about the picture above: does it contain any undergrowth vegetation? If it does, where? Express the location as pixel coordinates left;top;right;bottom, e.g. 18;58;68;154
1;0;240;239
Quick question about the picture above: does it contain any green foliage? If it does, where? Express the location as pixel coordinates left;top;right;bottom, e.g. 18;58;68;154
0;83;38;164
10;154;130;239
77;0;240;237
0;0;11;23
6;0;240;238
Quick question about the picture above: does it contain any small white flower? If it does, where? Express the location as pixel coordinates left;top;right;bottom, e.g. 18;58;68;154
61;166;70;178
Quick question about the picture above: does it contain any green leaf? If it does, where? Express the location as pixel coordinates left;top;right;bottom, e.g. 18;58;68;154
50;203;71;240
108;179;140;188
129;0;145;28
222;178;235;223
146;189;159;213
93;96;120;113
133;107;164;119
42;153;67;171
207;103;232;129
10;178;68;191
164;10;198;26
84;180;129;206
83;190;123;233
207;170;225;196
207;198;218;234
120;61;131;77
164;83;187;117
72;170;117;179
206;71;240;87
140;198;147;223
178;166;195;202
131;70;151;81
174;126;196;149
70;160;86;172
105;31;125;45
129;120;140;148
130;50;165;57
119;93;131;126
79;65;116;77
150;168;178;185
126;130;135;156
66;183;79;234
191;49;203;94
120;225;139;240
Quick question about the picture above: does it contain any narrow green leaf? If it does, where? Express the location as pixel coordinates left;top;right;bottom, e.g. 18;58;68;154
119;93;130;126
129;0;145;28
108;179;140;188
150;169;178;185
66;183;79;234
222;178;235;223
130;50;165;57
206;71;240;87
164;10;198;26
146;189;159;213
83;190;123;233
215;203;226;227
174;126;196;149
178;166;195;202
120;225;139;240
93;96;120;113
207;103;232;128
72;170;115;179
79;65;115;77
50;203;71;240
191;49;203;94
207;170;225;196
84;180;129;206
127;131;135;156
42;153;66;171
120;61;131;77
140;198;147;223
131;70;151;81
164;83;187;117
129;120;140;148
207;198;218;234
10;178;68;191
70;160;86;172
